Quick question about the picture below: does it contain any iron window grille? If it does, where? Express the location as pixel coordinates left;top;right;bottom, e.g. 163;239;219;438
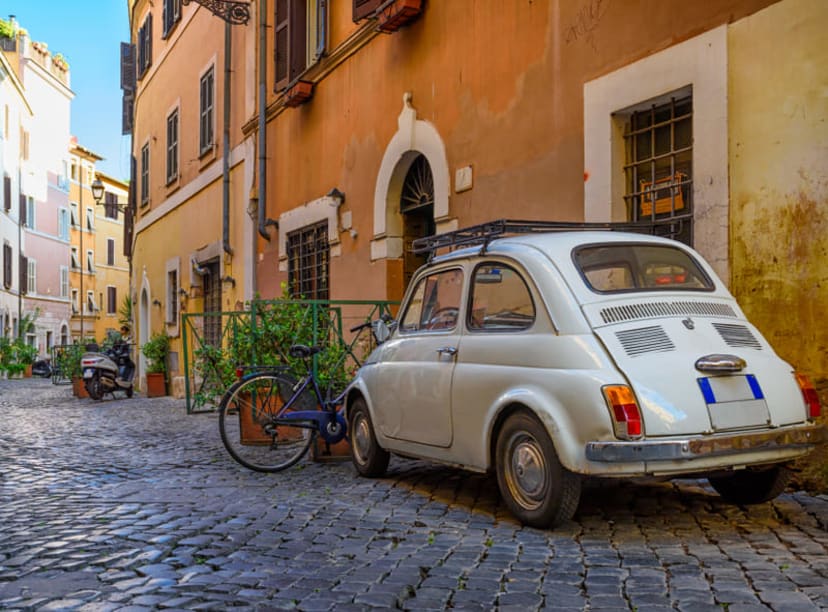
167;109;179;184
167;270;179;324
287;221;330;300
623;95;693;245
199;67;215;154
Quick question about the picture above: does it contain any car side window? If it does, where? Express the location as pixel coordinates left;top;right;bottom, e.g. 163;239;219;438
400;268;464;333
468;263;535;331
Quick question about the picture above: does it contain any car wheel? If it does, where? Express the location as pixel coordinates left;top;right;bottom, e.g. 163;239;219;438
708;465;791;505
495;411;581;528
349;397;389;477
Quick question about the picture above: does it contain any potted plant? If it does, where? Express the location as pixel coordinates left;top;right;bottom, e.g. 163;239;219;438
12;339;37;378
142;331;170;397
58;343;87;397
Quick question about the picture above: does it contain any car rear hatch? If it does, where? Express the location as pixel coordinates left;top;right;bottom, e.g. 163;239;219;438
583;298;807;437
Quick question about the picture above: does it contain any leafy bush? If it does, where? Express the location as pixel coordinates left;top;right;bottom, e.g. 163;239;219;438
142;332;170;375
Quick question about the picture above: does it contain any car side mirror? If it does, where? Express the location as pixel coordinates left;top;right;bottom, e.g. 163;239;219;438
372;319;394;344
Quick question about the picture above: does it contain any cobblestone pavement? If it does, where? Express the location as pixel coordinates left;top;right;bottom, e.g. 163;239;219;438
0;378;827;611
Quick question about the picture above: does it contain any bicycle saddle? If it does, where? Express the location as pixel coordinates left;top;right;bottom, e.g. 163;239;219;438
289;344;322;359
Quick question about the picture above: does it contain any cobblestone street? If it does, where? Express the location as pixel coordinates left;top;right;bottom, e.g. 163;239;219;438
0;378;826;611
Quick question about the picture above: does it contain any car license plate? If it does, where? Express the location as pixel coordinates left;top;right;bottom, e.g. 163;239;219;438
83;368;94;379
697;375;769;431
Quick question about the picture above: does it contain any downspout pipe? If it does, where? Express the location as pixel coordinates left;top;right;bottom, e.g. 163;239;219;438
222;21;233;255
257;0;271;241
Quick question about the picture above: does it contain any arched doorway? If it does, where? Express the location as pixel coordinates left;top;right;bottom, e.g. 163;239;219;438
400;153;435;285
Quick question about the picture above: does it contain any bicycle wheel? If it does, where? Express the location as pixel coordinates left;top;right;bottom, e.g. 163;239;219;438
218;373;315;472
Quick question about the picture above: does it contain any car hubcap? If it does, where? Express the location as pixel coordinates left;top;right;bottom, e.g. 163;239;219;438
507;433;547;510
353;414;371;465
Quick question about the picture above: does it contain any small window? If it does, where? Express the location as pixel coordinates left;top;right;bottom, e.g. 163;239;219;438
70;247;80;270
70;202;79;227
468;263;535;332
58;208;70;240
27;259;36;294
286;221;329;300
573;244;713;294
86;250;94;273
25;196;35;229
166;109;179;183
107;286;117;315
107;239;115;266
166;269;179;324
86;207;94;231
71;289;79;314
140;143;150;205
104;192;119;219
137;13;153;78
400;268;463;333
87;291;97;313
162;0;181;37
60;266;69;297
199;67;215;154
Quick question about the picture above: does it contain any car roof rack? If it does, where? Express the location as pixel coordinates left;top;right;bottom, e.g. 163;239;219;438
411;215;693;258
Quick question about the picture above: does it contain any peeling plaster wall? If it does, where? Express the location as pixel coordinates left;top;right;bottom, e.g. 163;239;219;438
728;0;828;389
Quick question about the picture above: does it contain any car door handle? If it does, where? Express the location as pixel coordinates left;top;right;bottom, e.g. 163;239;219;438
436;346;458;356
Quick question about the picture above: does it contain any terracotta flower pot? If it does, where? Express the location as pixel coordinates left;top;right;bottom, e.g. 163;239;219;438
146;372;167;397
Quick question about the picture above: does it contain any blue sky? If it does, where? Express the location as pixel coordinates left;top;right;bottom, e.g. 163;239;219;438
4;1;131;180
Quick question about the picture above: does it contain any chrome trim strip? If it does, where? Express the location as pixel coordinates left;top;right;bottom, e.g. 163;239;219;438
586;423;826;462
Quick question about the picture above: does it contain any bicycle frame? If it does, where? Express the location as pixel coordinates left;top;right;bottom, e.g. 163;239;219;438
239;368;348;445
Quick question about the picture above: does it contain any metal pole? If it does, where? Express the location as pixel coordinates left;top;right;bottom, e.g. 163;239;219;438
79;163;84;342
257;0;269;241
222;21;232;255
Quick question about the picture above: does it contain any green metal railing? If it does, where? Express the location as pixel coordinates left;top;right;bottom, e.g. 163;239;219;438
182;299;398;413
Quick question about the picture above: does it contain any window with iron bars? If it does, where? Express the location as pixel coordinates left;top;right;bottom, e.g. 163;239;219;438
623;95;693;245
287;221;329;300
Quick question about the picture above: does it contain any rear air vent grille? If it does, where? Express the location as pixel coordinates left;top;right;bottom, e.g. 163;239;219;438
712;323;763;350
600;301;737;324
615;326;675;357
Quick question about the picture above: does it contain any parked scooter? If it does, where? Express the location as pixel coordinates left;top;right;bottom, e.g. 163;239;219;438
31;358;53;378
81;341;135;400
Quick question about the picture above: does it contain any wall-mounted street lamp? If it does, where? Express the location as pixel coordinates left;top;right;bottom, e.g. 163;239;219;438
91;178;129;214
181;0;250;24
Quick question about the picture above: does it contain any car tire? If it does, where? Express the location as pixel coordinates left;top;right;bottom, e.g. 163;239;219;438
349;397;389;478
708;465;791;505
495;411;581;528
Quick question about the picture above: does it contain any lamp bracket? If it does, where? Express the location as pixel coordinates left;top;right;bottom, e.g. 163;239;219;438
182;0;251;24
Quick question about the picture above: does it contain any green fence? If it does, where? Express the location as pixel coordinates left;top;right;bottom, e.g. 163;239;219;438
181;299;398;413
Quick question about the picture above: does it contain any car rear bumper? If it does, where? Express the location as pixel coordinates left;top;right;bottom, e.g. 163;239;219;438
586;422;826;463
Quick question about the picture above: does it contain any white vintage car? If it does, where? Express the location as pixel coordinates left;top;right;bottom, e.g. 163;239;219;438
344;220;825;528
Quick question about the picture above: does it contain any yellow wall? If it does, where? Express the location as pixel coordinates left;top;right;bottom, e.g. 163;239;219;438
728;0;828;390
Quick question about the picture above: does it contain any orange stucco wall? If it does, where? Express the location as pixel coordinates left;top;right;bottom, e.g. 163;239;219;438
256;0;778;302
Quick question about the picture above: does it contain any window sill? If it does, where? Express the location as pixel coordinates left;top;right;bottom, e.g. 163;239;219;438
199;144;217;169
166;173;181;195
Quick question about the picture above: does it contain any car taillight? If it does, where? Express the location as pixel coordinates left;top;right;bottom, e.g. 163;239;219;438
795;373;822;419
602;385;643;439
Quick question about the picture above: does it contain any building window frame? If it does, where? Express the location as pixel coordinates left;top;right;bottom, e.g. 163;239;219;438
27;258;36;294
162;0;182;38
199;66;215;155
166;108;179;184
58;207;70;240
287;220;330;300
106;286;117;315
137;12;153;78
107;238;116;266
86;249;95;274
140;142;150;206
60;265;69;298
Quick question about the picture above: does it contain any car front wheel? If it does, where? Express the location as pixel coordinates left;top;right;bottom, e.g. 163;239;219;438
708;465;791;505
496;412;581;528
349;397;389;477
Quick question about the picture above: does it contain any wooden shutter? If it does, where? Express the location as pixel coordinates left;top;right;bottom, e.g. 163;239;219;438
3;175;10;211
274;0;307;91
353;0;382;21
120;43;136;92
19;194;26;226
3;244;12;288
19;255;27;295
107;239;115;265
274;0;289;90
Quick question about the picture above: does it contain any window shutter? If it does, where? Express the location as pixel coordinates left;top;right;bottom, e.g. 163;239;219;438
19;193;26;226
274;0;289;90
3;175;10;211
3;244;10;288
19;255;27;295
147;13;153;67
163;0;168;36
288;0;307;84
108;239;115;265
353;0;381;22
120;43;136;92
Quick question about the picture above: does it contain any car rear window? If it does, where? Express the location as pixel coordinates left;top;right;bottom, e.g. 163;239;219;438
573;243;714;293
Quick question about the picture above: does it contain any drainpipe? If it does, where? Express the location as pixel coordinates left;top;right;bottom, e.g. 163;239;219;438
257;0;271;241
222;21;233;255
